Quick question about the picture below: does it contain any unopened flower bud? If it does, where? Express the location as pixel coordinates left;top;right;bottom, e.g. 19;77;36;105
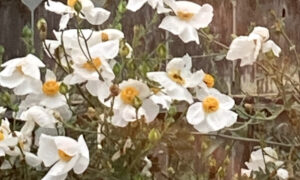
59;83;68;95
133;96;142;109
37;18;47;40
110;84;120;97
148;128;161;142
120;41;130;58
168;106;177;117
156;44;167;58
73;1;82;13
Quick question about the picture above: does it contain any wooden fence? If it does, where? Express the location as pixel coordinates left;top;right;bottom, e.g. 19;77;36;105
1;0;299;96
1;0;300;178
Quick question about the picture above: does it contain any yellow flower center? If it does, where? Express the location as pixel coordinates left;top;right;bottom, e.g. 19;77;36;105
58;149;73;162
0;131;4;141
177;11;194;21
82;58;102;71
42;80;60;96
203;74;215;88
168;70;185;85
67;0;78;7
101;33;109;42
121;86;139;104
202;96;219;113
16;66;24;74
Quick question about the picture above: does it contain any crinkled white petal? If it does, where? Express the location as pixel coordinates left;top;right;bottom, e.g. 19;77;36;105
38;134;60;167
187;102;205;125
45;0;73;14
206;109;235;132
159;16;185;36
45;69;57;81
111;109;129;127
13;78;43;95
47;155;79;176
73;135;89;174
59;14;72;31
86;80;111;107
0;71;25;88
126;0;148;12
262;40;281;57
226;36;256;62
82;7;110;25
54;136;79;156
189;4;213;29
138;99;159;123
166;54;192;73
24;152;42;167
250;26;270;41
149;91;172;110
121;105;137;122
40;94;67;109
147;72;193;104
42;173;68;180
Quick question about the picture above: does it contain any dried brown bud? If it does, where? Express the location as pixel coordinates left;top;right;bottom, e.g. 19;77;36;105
110;84;120;97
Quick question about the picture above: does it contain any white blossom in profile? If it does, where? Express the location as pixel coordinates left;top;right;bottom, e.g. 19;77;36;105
227;26;281;66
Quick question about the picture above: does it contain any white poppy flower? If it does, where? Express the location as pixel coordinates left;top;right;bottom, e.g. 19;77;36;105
159;0;213;44
0;119;18;157
127;0;170;14
38;134;89;180
19;106;57;136
0;54;44;95
45;0;110;30
147;54;203;104
187;88;237;133
63;40;118;85
25;70;67;109
227;26;281;66
111;79;159;127
241;147;287;178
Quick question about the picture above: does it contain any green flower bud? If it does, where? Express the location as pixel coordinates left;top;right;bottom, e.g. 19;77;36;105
74;1;82;13
168;106;177;117
59;83;68;95
37;18;47;40
22;26;32;38
120;42;130;58
113;63;121;76
118;0;127;13
156;44;167;58
133;96;142;109
148;128;161;142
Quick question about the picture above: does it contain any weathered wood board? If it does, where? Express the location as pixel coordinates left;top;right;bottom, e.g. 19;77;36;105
0;0;300;95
